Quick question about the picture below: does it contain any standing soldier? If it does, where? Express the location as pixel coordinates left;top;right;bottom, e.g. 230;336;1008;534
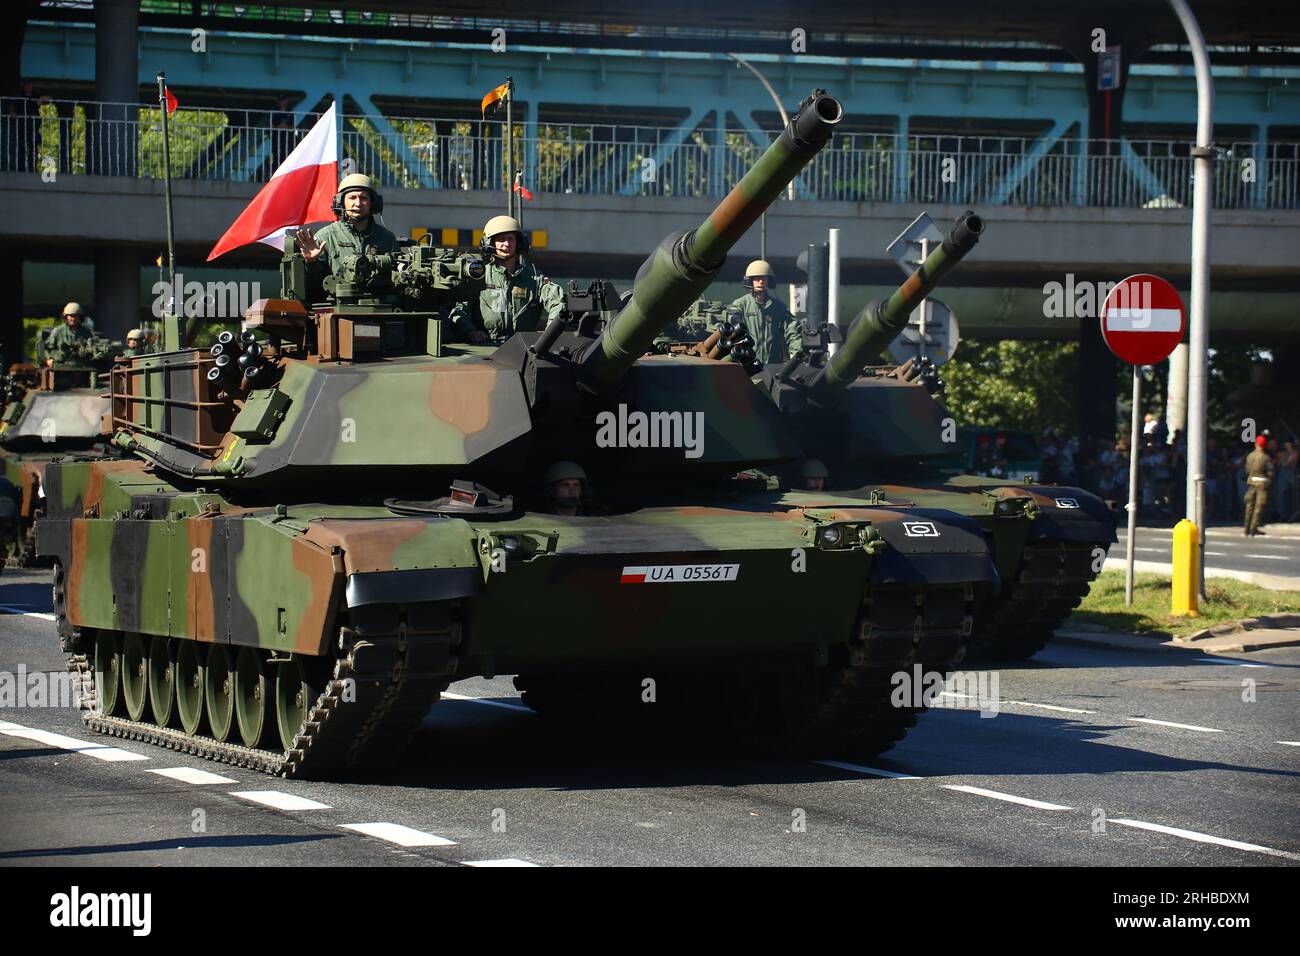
730;260;801;365
1243;435;1275;536
294;174;398;283
452;215;565;344
41;302;94;367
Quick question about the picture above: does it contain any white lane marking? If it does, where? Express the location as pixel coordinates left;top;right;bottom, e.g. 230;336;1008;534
1134;547;1166;553
941;692;1094;715
464;858;540;867
942;785;1072;811
340;822;457;847
1279;741;1300;747
229;790;331;811
0;720;148;762
1204;551;1227;556
1003;700;1097;715
1110;819;1300;862
441;692;533;713
0;606;56;621
1128;717;1223;733
147;767;237;785
1245;554;1292;561
1193;658;1272;668
813;759;922;780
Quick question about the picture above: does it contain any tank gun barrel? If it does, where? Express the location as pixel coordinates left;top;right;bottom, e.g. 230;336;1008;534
814;210;983;398
577;90;843;390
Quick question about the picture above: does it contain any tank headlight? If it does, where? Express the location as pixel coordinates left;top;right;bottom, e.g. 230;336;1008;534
499;535;520;553
821;526;841;546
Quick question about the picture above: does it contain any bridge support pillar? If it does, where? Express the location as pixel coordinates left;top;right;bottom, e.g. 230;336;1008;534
0;246;23;364
93;0;139;176
94;247;140;342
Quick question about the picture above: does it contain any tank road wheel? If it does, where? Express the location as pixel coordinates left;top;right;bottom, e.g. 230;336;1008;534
121;633;149;722
94;632;124;717
275;657;319;753
147;636;177;727
234;647;272;749
175;641;206;737
205;645;236;742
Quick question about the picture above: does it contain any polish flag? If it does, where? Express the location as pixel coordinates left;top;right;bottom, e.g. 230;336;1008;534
207;104;338;261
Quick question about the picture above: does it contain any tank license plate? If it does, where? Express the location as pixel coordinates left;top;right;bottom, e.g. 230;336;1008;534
620;564;740;584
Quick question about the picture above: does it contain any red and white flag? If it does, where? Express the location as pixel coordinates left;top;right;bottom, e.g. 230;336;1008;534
207;104;338;261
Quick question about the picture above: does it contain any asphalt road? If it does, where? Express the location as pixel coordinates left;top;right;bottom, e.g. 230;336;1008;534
1115;525;1300;582
2;568;1298;867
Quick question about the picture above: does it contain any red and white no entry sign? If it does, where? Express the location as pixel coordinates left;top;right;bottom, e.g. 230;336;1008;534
1100;273;1186;366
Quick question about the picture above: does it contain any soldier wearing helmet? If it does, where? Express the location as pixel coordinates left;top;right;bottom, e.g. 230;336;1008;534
121;329;150;358
293;173;398;283
450;215;565;345
729;259;800;365
544;460;589;516
798;458;830;492
41;302;94;368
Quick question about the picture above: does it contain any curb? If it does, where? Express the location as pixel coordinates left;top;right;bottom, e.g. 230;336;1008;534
1101;557;1300;592
1055;624;1300;654
1174;613;1300;644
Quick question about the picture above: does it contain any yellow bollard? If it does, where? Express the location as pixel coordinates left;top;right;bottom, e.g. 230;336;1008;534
1171;518;1200;617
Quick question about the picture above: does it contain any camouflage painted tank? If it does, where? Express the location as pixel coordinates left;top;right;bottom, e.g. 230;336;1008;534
751;211;1116;660
39;91;998;777
0;345;121;568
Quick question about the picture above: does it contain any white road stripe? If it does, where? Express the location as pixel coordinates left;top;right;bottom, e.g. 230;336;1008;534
147;767;237;785
1128;717;1223;733
1003;700;1097;715
1110;818;1300;862
440;692;533;713
0;720;148;761
0;606;56;621
229;790;331;811
340;822;457;847
813;759;922;780
1279;741;1300;747
942;785;1072;811
1245;554;1292;561
463;858;540;867
1193;658;1272;668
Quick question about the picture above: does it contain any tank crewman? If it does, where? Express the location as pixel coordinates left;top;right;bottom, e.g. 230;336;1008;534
1243;435;1275;536
451;215;565;345
294;173;399;283
121;329;147;358
729;260;801;365
41;302;95;367
545;460;590;517
798;458;830;492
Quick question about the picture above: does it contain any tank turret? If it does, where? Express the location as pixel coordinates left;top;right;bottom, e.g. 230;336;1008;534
576;90;842;390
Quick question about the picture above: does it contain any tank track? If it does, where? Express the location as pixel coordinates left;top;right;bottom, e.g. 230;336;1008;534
968;539;1106;660
516;583;977;759
61;603;463;779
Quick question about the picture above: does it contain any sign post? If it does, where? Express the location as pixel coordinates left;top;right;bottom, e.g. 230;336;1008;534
1100;273;1188;610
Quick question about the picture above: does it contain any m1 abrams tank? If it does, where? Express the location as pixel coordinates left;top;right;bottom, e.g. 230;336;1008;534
752;211;1116;660
0;336;121;568
38;91;997;777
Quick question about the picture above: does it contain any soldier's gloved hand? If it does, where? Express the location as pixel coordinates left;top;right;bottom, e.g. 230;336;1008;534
294;227;323;262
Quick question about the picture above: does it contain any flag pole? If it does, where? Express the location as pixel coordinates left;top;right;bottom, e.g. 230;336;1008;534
157;72;180;350
505;76;515;220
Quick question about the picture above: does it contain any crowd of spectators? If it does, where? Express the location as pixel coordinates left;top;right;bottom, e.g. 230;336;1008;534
1049;415;1299;524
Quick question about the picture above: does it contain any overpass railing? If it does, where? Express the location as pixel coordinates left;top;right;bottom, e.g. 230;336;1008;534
2;97;1295;209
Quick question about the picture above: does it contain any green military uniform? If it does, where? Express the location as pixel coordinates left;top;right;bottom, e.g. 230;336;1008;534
1243;447;1275;535
451;260;565;344
42;322;94;366
308;218;399;281
728;292;802;365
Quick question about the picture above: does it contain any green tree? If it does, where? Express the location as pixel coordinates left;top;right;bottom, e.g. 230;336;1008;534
942;339;1079;434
